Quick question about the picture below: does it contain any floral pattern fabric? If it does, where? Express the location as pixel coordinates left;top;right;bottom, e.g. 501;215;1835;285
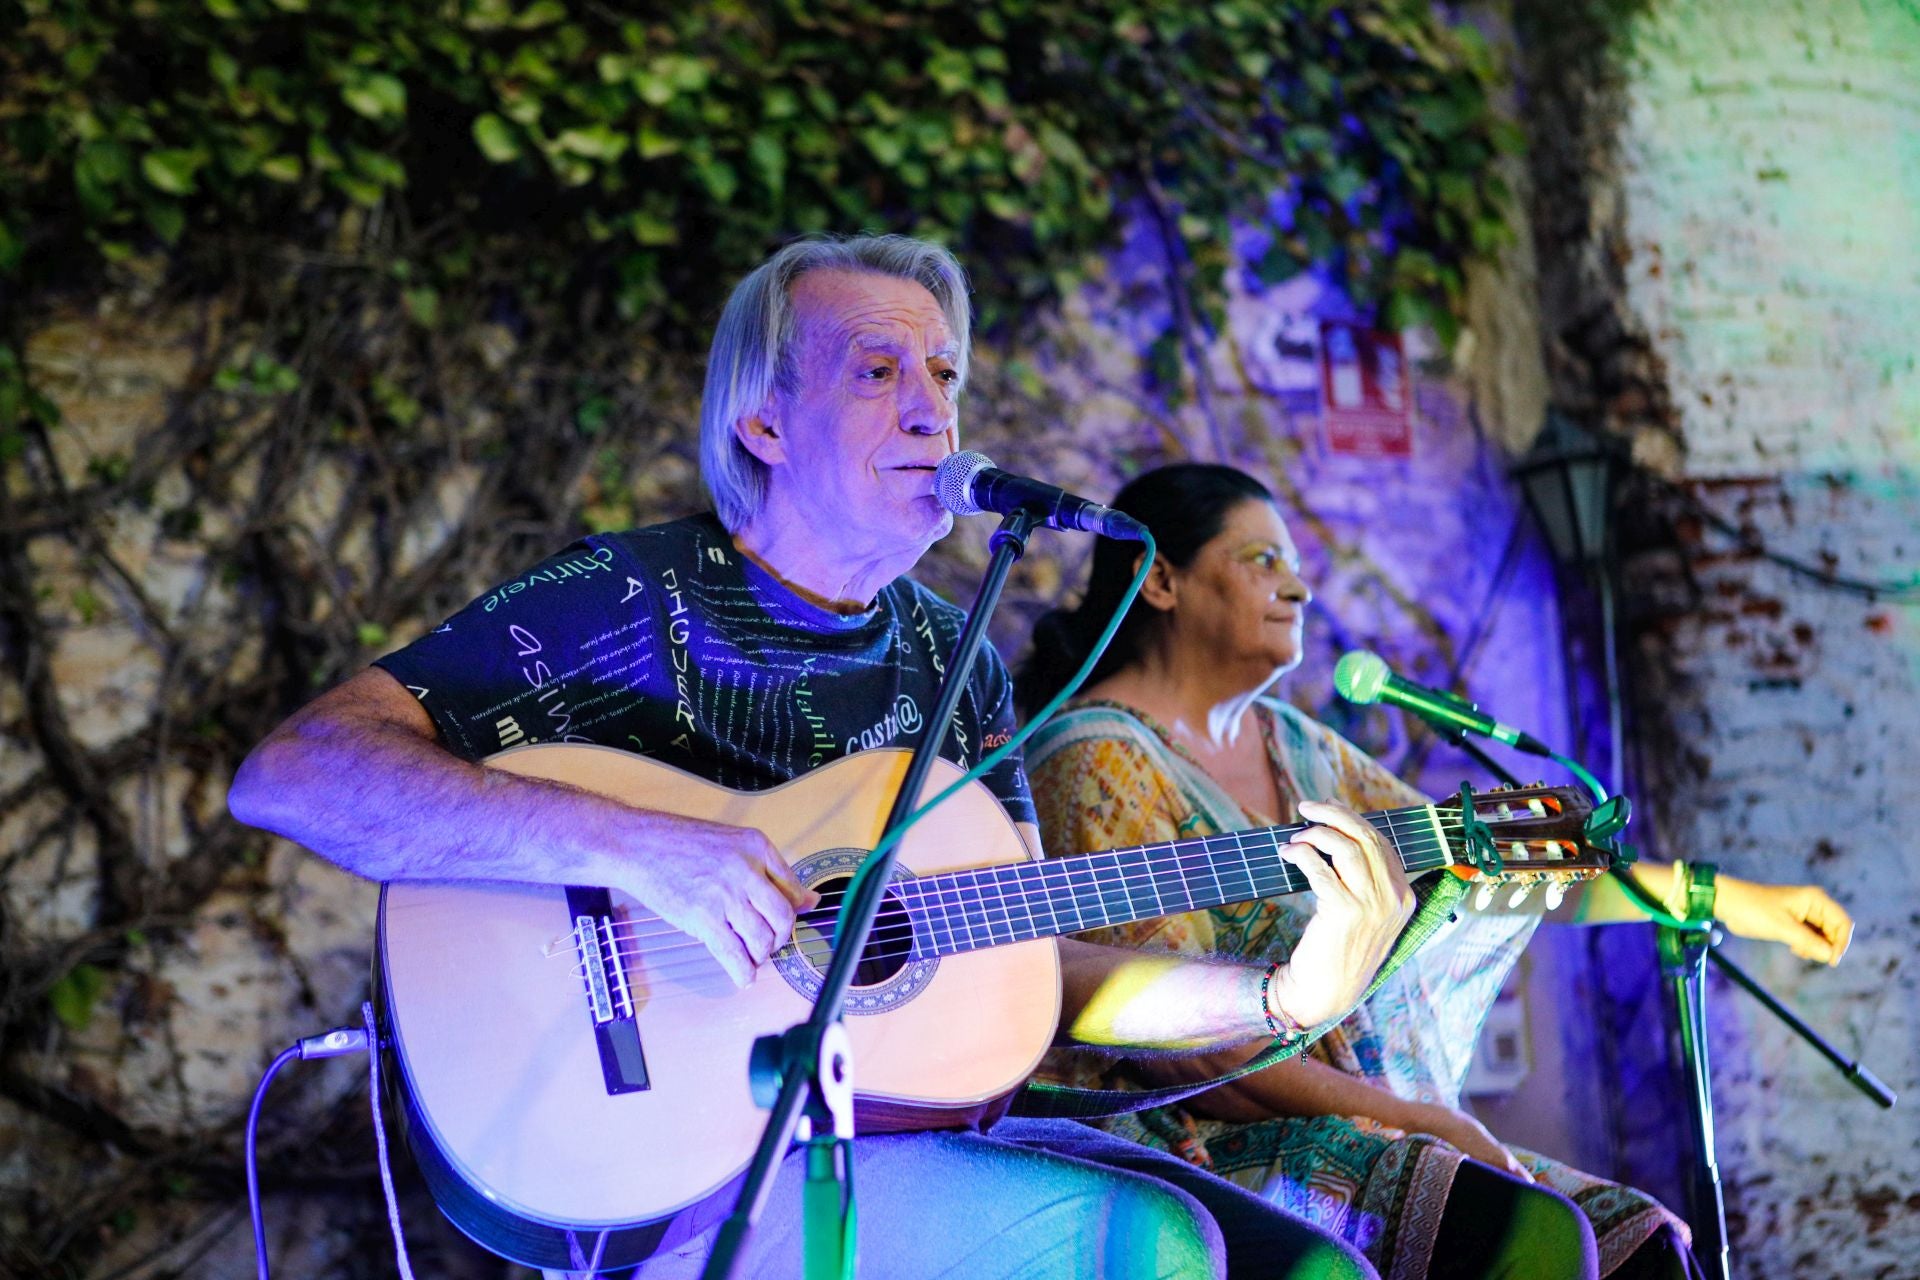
1027;697;1688;1277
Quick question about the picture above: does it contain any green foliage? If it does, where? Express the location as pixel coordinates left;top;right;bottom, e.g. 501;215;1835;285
48;963;108;1031
1;0;1513;335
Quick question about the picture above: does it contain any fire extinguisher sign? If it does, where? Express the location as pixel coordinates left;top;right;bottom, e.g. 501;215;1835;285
1317;320;1413;459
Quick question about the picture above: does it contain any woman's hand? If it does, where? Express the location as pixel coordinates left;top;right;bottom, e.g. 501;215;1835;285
1265;800;1417;1029
1401;1102;1534;1182
1714;874;1853;965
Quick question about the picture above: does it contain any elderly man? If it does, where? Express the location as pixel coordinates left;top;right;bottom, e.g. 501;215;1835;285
229;235;1414;1279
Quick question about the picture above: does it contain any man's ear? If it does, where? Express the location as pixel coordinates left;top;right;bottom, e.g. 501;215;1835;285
1136;554;1178;612
734;402;786;466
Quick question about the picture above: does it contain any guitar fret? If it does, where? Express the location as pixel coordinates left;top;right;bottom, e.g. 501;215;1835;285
954;869;988;951
994;863;1035;942
1153;841;1197;914
1108;847;1153;924
1060;857;1099;934
906;795;1542;958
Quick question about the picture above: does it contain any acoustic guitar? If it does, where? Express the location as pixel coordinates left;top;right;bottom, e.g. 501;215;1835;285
374;742;1608;1271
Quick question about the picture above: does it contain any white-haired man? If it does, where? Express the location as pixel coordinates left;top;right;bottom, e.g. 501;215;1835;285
230;235;1413;1279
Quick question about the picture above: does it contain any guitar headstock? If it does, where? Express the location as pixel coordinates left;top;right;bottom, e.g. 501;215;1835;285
1435;783;1612;911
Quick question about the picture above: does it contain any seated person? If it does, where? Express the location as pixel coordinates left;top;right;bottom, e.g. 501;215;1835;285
231;240;1429;1279
1016;462;1852;1280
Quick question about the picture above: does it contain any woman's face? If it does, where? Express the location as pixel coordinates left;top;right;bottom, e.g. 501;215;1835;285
1161;499;1313;681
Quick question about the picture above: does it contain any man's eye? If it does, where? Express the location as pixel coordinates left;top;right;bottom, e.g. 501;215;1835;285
861;365;893;380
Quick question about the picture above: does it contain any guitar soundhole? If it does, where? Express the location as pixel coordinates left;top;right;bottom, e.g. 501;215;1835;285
792;875;914;987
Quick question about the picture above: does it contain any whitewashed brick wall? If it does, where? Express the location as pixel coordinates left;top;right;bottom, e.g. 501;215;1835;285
1620;1;1920;1272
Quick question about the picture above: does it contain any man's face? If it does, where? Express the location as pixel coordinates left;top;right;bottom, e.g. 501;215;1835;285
752;269;961;559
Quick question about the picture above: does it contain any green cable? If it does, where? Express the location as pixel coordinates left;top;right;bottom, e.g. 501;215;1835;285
837;530;1158;917
1549;750;1701;932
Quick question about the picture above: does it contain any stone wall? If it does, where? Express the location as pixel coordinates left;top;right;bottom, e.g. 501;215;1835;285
1525;0;1920;1273
2;214;1590;1275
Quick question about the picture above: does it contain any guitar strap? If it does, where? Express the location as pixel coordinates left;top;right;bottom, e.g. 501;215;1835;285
1013;700;1468;1120
1012;872;1467;1119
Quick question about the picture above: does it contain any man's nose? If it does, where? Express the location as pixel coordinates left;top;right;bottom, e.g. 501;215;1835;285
900;364;957;436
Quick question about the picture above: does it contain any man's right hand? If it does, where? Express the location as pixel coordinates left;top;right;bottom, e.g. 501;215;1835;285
616;814;819;987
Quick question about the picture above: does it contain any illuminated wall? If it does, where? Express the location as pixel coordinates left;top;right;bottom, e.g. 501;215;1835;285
1617;0;1920;1271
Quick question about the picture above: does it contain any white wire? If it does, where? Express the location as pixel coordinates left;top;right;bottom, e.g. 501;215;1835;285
362;1001;417;1280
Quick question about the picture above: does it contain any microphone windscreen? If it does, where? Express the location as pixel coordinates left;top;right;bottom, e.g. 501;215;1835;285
1333;650;1391;705
934;450;995;517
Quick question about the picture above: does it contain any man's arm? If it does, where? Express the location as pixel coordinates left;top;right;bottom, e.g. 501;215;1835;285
1053;801;1415;1051
227;667;813;986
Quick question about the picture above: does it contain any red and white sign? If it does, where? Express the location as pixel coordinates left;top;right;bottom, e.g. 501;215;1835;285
1318;320;1413;458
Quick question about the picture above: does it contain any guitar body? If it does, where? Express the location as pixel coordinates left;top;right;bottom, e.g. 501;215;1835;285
376;744;1060;1271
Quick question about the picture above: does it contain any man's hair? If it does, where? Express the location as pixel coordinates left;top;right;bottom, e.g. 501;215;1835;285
700;234;972;530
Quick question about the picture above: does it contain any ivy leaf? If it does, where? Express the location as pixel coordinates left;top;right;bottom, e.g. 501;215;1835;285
472;113;522;163
259;154;303;183
634;127;679;160
693;156;738;202
146;199;186;244
74;140;131;218
628;210;679;246
403;286;441;327
514;0;567;28
49;964;109;1032
859;128;905;167
140;149;206;196
927;46;973;95
341;71;407;123
554;124;628;161
748;131;786;196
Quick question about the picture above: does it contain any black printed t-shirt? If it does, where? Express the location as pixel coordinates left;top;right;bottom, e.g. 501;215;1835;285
373;513;1033;824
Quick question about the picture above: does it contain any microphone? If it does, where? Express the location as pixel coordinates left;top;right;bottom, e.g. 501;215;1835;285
934;452;1148;541
1334;650;1551;757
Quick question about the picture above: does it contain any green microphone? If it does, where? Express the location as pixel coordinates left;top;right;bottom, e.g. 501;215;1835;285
1334;650;1551;757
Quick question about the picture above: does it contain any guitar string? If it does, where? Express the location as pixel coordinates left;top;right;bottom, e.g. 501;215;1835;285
563;835;1520;985
567;828;1593;983
564;821;1464;972
576;818;1590;969
568;836;1451;974
569;859;1603;998
587;806;1570;952
584;806;1472;950
565;849;1598;994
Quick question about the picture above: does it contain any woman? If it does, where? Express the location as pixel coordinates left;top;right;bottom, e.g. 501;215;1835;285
1016;464;1852;1279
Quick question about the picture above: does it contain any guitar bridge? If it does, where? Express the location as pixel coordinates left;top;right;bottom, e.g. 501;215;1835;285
565;887;651;1095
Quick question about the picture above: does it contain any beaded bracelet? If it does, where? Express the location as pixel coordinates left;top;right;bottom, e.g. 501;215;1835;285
1259;960;1311;1039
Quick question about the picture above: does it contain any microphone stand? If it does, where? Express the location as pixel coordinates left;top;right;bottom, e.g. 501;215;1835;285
702;508;1040;1280
1427;720;1894;1280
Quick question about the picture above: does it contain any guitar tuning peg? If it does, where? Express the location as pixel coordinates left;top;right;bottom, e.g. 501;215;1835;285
1473;879;1498;911
1544;879;1567;911
1506;881;1533;909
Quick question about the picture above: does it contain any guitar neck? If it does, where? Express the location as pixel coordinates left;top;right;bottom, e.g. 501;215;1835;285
898;801;1458;958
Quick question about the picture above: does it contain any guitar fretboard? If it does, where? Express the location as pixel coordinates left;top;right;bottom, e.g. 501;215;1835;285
893;803;1460;958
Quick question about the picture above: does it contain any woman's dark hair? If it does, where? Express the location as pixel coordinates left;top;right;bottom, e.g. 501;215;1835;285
1014;463;1276;718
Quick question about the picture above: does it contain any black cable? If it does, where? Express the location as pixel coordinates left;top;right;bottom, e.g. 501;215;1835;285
1657;475;1920;602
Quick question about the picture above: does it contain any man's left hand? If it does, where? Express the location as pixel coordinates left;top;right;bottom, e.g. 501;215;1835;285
1715;874;1854;965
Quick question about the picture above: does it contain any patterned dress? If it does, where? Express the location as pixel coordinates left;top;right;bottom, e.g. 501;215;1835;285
1028;698;1689;1279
